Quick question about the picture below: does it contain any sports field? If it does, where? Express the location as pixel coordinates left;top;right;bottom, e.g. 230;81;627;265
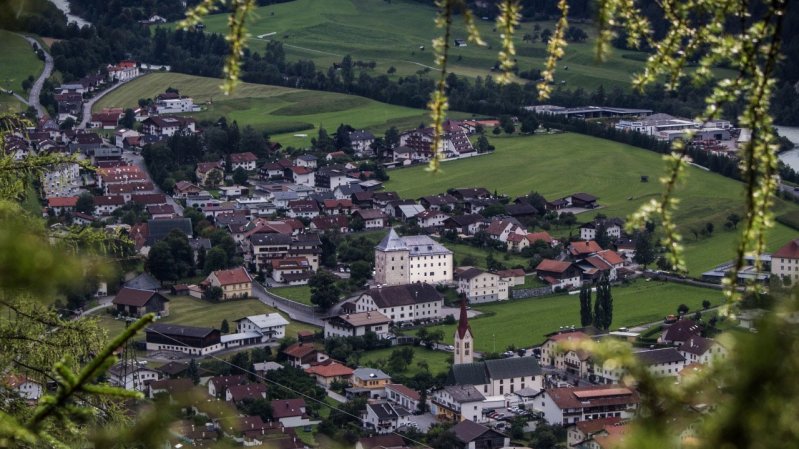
93;72;469;147
385;133;799;274
0;30;43;94
414;280;723;352
191;0;736;90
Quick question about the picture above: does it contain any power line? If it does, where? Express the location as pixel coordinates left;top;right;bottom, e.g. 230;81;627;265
145;327;434;449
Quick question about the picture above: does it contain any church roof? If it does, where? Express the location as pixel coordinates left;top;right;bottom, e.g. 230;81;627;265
456;298;472;339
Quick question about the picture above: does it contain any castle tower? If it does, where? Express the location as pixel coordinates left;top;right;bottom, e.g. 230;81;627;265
374;228;410;285
454;297;474;365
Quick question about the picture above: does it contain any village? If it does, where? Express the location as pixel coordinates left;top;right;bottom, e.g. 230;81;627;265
2;57;793;449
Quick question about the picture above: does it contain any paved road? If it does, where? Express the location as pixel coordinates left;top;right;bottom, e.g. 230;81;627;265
79;296;114;317
252;282;325;327
126;151;185;215
19;35;52;117
79;77;139;128
10;92;29;106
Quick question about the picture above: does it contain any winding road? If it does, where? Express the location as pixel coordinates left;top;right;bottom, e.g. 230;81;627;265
18;35;52;117
78;78;138;128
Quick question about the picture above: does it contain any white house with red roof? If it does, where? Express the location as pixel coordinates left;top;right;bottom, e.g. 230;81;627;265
536;259;582;291
385;384;422;412
204;267;253;300
2;374;43;401
47;196;78;214
305;360;354;388
107;60;139;81
271;399;313;428
771;237;799;283
229;152;258;171
540;385;639;425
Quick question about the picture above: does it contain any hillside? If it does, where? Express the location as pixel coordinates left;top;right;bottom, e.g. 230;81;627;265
93;72;471;147
385;133;799;274
0;30;43;95
192;0;656;91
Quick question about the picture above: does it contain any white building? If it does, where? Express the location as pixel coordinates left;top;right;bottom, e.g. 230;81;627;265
235;313;290;341
2;375;43;401
107;61;139;82
324;311;392;339
457;267;509;303
431;385;486;422
363;401;412;434
354;283;444;323
450;357;543;397
374;229;453;286
349;130;375;157
579;219;623;241
155;96;200;114
106;362;162;392
538;385;640;426
771;238;799;284
41;163;81;197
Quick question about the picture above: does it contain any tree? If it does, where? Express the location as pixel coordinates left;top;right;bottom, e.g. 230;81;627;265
579;283;592;327
204;169;223;189
633;231;656;268
384;126;400;149
499;115;515;134
232;166;249;185
187;359;200;384
349;216;365;232
705;222;715;236
521;115;539;134
678;303;690;315
75;192;95;214
205;285;223;302
702;300;712;310
598;277;613;330
308;270;341;311
203;246;229;274
239;124;266;156
475;135;495;153
220;319;230;333
120;108;136;129
595;221;610;248
350;261;372;286
146;241;177;283
540;28;552;43
727;213;741;229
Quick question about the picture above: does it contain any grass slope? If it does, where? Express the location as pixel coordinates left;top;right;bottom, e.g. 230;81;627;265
0;30;43;94
414;280;723;352
192;0;691;90
95;295;318;340
268;285;312;305
358;346;452;376
386;133;799;274
93;72;468;147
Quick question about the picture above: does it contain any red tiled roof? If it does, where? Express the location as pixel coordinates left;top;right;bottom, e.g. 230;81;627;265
536;259;573;273
547;331;590;343
211;267;252;285
94;195;125;206
305;361;354;378
496;268;525;278
230;152;258;163
575;417;624;435
196;161;222;174
386;383;421;401
47;196;78;208
112;287;166;307
569;240;603;256
271;399;306;418
598;249;624;265
773;238;799;259
546;385;639;410
527;231;554;244
283;342;317;359
290;166;313;175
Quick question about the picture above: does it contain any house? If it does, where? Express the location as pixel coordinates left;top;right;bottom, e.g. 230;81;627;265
449;357;543;396
485;219;526;243
570;192;599;208
678;336;727;365
569;240;604;259
305;360;354;388
310;215;349;233
540;331;592;368
207;374;248;398
420;194;458;211
225;383;268;402
352;209;389;229
580;218;624;241
154;94;200;114
595;348;687;384
505;202;538;220
416;209;449;229
111;288;170;317
385;384;422;413
235;313;290;341
326;151;348;161
771;237;799;283
393;145;429;164
141;115;196;137
93;195;125;215
286;199;320;219
395;204;426;222
282;342;327;369
204;267;253;300
229;152;258;171
536;259;583;291
324;311;392;338
316;167;352;191
272;399;312;428
288;166;315;186
148;378;195;400
195;161;224;187
271;257;313;285
451;420;510;449
294;154;318;169
539;385;640;425
567;417;624;447
431;385;486;423
106;362;162;392
374;229;453;286
334;183;363;200
443;214;486;235
354;283;444;323
2;374;44;401
579;249;625;282
350;130;375;156
363;401;411;434
145;323;223;356
496;268;526;286
457;267;509;303
659;319;702;346
107;60;139;81
345;367;391;400
90;109;121;129
260;162;285;180
47;196;78;214
356;435;409;449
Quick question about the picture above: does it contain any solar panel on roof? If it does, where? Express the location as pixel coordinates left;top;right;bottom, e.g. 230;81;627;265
572;388;632;399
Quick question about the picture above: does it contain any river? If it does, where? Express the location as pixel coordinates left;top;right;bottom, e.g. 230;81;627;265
48;0;91;28
777;126;799;172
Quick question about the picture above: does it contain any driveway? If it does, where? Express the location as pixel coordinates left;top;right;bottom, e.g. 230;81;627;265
79;76;141;128
126;151;185;215
18;34;52;117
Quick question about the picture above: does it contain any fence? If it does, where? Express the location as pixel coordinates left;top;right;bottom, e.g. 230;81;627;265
511;286;553;299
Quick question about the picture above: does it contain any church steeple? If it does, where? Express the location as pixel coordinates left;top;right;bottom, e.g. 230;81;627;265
454;296;474;365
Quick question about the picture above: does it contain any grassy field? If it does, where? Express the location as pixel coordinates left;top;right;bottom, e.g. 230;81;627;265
268;285;312;305
191;0;734;90
0;30;43;94
358;346;452;376
444;241;530;270
385;133;799;274
413;280;723;352
93;72;470;147
94;294;319;340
